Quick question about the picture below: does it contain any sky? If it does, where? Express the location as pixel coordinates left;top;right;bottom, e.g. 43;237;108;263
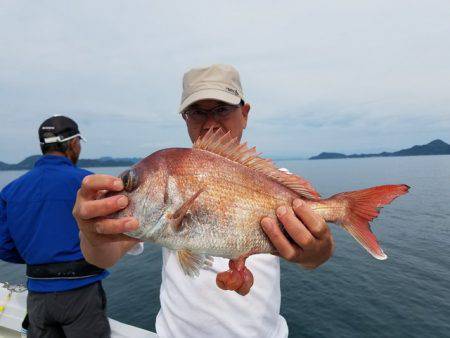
1;0;449;162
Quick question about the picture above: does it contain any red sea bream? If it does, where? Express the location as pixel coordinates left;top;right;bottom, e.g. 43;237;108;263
113;129;409;295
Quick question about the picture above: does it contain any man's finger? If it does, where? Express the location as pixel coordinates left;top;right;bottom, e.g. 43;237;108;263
292;199;328;239
275;205;316;250
94;217;139;235
79;174;123;199
77;195;128;220
261;217;298;261
82;231;138;245
96;190;109;200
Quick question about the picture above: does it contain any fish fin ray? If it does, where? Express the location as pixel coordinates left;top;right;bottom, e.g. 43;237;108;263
193;128;320;200
177;250;213;277
168;188;204;231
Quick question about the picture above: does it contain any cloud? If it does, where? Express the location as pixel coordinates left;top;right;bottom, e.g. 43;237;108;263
0;0;449;162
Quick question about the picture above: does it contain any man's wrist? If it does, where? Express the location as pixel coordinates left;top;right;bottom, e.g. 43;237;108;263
79;230;103;248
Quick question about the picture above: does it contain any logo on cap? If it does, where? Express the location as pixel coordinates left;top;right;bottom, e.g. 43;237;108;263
226;87;239;96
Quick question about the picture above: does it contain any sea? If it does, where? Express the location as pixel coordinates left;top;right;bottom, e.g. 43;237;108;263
0;155;449;338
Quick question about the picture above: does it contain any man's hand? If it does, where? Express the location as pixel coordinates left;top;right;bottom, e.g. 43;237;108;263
73;174;140;268
261;199;334;269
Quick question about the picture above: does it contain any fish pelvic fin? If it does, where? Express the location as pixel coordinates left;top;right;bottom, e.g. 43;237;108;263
326;184;410;260
177;250;214;277
167;188;204;231
194;128;320;200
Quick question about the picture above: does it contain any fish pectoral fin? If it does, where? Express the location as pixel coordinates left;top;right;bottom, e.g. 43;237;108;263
177;250;214;277
167;188;204;231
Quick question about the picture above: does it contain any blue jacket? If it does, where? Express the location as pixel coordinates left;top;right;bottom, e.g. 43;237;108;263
0;155;108;292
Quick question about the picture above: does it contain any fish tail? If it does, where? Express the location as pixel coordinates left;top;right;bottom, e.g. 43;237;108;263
324;184;409;260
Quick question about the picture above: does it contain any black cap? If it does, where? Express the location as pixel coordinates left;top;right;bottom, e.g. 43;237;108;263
38;115;85;144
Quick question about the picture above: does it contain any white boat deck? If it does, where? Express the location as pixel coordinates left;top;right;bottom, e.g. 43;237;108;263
0;282;157;337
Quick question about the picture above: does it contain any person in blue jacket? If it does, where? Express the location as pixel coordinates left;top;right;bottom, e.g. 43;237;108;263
0;115;110;337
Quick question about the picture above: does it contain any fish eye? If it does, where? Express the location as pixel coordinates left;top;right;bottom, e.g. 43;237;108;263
119;168;139;192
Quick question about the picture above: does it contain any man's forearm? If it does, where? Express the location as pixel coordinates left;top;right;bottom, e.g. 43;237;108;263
79;232;130;269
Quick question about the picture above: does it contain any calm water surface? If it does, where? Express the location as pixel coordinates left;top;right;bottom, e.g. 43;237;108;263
1;156;449;337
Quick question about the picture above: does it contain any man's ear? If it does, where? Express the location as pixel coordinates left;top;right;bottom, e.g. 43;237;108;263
66;138;79;155
68;138;77;150
241;103;250;128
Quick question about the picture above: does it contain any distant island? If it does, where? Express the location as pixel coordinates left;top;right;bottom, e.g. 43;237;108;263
310;139;450;160
2;139;449;170
0;155;141;171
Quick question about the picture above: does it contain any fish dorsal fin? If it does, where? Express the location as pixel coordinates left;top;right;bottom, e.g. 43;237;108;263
194;129;321;200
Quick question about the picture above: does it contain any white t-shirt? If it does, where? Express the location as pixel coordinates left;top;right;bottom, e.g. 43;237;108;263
129;243;288;338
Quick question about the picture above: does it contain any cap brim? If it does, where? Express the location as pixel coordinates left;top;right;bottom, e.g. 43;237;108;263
179;89;241;113
56;133;86;143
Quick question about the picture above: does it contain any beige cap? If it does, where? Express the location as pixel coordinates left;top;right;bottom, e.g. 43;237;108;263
179;64;244;113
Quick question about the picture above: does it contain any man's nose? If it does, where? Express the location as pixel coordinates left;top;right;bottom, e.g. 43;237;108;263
202;114;221;130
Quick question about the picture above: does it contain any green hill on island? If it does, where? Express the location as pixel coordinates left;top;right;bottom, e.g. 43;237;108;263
310;139;450;160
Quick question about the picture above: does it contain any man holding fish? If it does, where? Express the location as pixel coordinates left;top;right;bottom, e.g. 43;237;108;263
74;64;407;337
74;64;334;337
